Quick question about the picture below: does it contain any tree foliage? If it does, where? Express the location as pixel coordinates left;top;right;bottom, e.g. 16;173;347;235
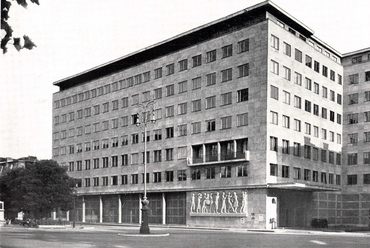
1;0;38;54
0;160;76;219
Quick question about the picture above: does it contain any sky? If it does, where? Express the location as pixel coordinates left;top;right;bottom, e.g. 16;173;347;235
1;0;369;159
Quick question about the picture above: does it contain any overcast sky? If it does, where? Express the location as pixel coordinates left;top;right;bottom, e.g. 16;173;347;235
1;0;369;159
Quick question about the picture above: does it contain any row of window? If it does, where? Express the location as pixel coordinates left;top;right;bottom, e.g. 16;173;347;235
348;71;370;84
273;18;339;63
347;173;370;186
75;164;248;187
346;152;370;166
348;132;370;145
54;39;250;110
270;34;342;84
269;136;341;165
350;54;370;64
347;92;370;105
269;163;341;185
53;88;249;126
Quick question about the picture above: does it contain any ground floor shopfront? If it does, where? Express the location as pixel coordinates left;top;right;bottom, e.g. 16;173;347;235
63;187;333;229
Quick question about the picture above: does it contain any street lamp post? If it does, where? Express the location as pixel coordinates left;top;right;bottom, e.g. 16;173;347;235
136;100;156;234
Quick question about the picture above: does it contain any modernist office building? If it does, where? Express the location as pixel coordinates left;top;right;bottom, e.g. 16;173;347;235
52;1;346;229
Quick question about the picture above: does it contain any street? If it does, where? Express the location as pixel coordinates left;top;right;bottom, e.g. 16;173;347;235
1;225;370;248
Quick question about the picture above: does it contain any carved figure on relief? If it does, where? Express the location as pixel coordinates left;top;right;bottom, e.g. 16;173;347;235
190;193;196;213
214;192;220;213
209;193;214;213
232;192;239;213
196;193;202;213
240;191;248;214
227;192;235;213
202;193;210;213
220;192;227;213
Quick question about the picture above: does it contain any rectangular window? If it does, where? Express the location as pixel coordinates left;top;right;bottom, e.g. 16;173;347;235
270;164;278;176
364;132;370;142
238;63;249;78
165;171;174;182
305;78;312;90
305;100;311;113
165;148;173;161
206;72;216;86
192;55;202;67
365;91;370;102
294;95;301;109
282;115;290;129
165;105;174;117
178;81;187;93
154;88;162;100
237;113;248;127
349;74;359;84
270;136;278;152
206;50;216;63
294;72;302;85
283;91;290;105
221;92;232;106
283;66;291;80
178;124;187;136
366;71;370;81
121;154;128;166
131;174;138;184
314;82;319;94
192;99;202;112
192;77;202;90
283;42;291;56
322;65;328;77
305;55;312;68
271;85;279;100
206;167;216;179
237;39;249;53
271;60;279;75
237;165;248;177
314;61;320;73
221;68;232;82
295;49;302;62
364;174;370;184
313;104;319;116
191;168;201;180
220;166;231;178
304;145;311;159
166;63;174;75
330;70;335;81
221;116;232;129
313;171;318;182
166;84;174;97
206;119;216;132
222;44;233;58
192;122;201;134
293;142;300;156
154;67;162;79
347;175;357;185
282;139;289;154
178;102;187;115
177;170;187;181
179;59;188;71
348;113;358;124
321;172;327;184
294;119;301;132
153;172;161;183
206;96;216;109
270;111;278;125
304;169;311;181
293;167;301;179
271;35;279;50
348;153;358;165
348;93;359;105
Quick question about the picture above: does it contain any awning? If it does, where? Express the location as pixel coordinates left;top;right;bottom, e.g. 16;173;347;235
266;182;340;192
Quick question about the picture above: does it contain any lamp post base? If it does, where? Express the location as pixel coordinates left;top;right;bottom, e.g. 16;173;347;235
140;198;150;234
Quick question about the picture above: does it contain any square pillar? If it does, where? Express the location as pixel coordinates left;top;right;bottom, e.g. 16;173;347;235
162;192;166;224
99;196;103;223
82;196;86;223
118;195;122;224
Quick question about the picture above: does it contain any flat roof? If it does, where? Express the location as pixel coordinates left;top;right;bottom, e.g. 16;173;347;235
53;1;320;91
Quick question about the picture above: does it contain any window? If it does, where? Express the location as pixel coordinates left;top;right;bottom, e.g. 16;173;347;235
173;59;184;72
177;170;187;181
294;72;302;85
349;74;359;84
295;49;302;62
337;133;342;144
282;115;290;128
93;177;99;186
282;139;289;154
304;169;310;181
321;149;327;163
238;63;249;78
283;66;291;80
321;172;327;184
237;113;248;127
221;68;232;82
314;82;319;95
192;55;202;67
102;157;109;168
153;172;161;183
221;92;232;106
178;81;187;93
206;72;216;86
102;121;109;131
337;94;342;105
206;50;216;63
93;140;99;150
270;164;278;176
364;174;370;184
177;146;187;159
121;97;129;108
154;88;162;100
192;77;201;90
166;84;174;97
93;158;99;169
347;175;357;185
191;169;201;180
348;93;359;105
321;128;327;140
222;44;233;58
270;111;278;125
366;91;370;102
165;148;173;161
305;55;312;68
271;35;279;50
166;127;174;138
271;60;279;75
305;78;312;91
165;171;174;182
154;129;162;141
178;102;187;115
206;119;216;132
206;167;216;179
313;104;319;116
237;165;248;177
283;42;291;56
304;145;311;159
348;113;358;124
220;166;231;178
237;39;249;53
364;132;370;142
192;122;201;134
293;142;300;156
283;91;290;105
270;136;278;152
294;96;301;109
178;124;187;136
165;105;174;117
314;61;320;73
131;133;139;144
121;154;128;166
348;153;358;165
363;152;370;164
221;116;232;129
366;71;370;81
312;171;318;182
154;67;162;79
206;96;216;109
293;167;301;179
294;119;301;132
322;65;328;77
131;174;138;184
352;56;362;64
330;70;335;81
304;100;311;113
166;63;174;75
270;85;278;100
121;175;128;185
322;107;327;119
192;99;202;112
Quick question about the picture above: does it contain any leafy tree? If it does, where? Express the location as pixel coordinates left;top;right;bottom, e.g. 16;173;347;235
0;159;77;220
1;0;38;54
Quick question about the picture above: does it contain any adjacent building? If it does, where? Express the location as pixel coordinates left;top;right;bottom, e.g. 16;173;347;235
51;1;368;228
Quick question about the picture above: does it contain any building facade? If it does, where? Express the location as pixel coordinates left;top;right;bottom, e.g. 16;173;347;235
52;1;349;229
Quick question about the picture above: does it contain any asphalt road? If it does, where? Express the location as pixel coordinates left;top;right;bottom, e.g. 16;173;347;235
1;225;369;248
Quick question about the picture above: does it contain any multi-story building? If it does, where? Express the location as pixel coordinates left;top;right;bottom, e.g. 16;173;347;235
52;1;345;229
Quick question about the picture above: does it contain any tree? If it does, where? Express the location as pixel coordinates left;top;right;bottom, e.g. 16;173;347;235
1;0;38;54
0;159;77;220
